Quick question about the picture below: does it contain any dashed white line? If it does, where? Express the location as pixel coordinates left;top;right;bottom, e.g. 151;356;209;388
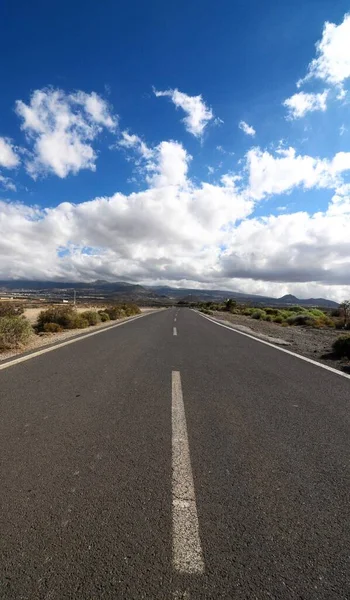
172;371;204;574
173;327;178;336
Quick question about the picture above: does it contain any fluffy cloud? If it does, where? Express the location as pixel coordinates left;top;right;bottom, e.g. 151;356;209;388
220;199;350;290
15;88;117;178
117;131;153;159
0;136;253;285
154;88;213;137
239;121;256;136
2;132;350;300
0;137;20;168
299;13;350;87
283;90;329;119
247;146;350;200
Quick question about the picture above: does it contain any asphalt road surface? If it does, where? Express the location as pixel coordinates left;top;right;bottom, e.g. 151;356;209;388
1;307;350;599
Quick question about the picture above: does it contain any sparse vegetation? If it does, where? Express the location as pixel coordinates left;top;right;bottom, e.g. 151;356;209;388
0;302;24;317
36;303;141;333
43;322;63;333
98;311;110;322
194;298;347;331
0;316;33;349
80;310;101;326
332;336;350;359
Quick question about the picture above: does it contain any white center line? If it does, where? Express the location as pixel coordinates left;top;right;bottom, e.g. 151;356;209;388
174;317;177;322
172;371;204;574
173;327;177;336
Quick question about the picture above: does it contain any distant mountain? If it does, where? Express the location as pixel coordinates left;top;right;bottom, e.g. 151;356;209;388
277;294;338;308
147;286;338;307
0;280;339;308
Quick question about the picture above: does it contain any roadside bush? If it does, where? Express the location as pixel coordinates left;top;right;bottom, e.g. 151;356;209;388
98;312;110;322
104;305;125;320
0;316;32;349
68;315;89;329
273;315;284;324
332;336;350;359
265;307;279;315
80;310;101;326
43;322;63;333
104;303;141;320
286;314;316;327
37;306;76;331
265;315;273;322
308;308;326;318
0;302;24;317
120;303;141;316
251;309;267;320
288;305;303;313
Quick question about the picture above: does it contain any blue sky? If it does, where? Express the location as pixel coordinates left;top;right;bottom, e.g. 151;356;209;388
1;0;350;300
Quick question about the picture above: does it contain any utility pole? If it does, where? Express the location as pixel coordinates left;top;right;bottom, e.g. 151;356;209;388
73;289;76;306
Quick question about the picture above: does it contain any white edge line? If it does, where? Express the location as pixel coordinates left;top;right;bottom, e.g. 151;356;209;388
195;311;350;381
173;327;178;336
0;310;163;372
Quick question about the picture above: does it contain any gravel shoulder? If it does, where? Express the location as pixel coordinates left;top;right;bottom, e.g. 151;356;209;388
211;311;350;375
0;308;159;363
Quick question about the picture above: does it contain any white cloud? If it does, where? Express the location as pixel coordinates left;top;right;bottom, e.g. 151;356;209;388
0;137;20;168
147;141;191;188
299;13;350;87
239;120;256;137
15;88;117;178
153;87;213;137
117;131;153;159
283;90;329;119
247;146;350;200
1;138;350;300
1;179;350;300
0;175;16;192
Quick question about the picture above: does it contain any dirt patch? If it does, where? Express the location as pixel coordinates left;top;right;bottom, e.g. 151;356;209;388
212;311;350;374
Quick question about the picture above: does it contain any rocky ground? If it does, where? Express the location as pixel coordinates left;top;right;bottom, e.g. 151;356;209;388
212;311;350;375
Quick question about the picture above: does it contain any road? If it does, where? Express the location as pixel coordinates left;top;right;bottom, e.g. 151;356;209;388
1;307;350;599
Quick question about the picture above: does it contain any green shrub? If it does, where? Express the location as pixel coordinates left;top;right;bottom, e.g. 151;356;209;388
104;303;141;320
332;336;350;359
80;310;101;326
288;305;304;313
0;302;24;317
286;314;316;326
120;303;141;316
308;308;326;318
68;315;89;329
265;315;273;322
43;322;63;333
36;306;96;331
265;307;279;315
104;305;125;320
98;312;110;322
37;306;76;331
0;316;32;349
273;315;284;324
251;309;267;320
